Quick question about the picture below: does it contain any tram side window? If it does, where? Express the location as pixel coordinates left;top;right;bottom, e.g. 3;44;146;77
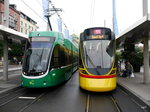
50;45;60;68
69;50;72;65
65;49;72;65
73;52;77;63
65;49;69;65
60;45;66;66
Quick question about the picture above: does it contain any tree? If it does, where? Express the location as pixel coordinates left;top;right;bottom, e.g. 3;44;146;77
8;42;24;63
122;47;143;72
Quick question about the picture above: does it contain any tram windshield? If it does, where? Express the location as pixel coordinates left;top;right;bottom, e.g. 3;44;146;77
82;40;114;75
23;37;54;75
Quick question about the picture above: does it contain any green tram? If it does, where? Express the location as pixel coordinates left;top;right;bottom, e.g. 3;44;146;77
22;31;78;88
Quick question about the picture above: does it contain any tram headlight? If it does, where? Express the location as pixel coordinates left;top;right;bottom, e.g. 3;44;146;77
43;81;46;85
22;72;26;75
80;70;88;75
39;72;44;76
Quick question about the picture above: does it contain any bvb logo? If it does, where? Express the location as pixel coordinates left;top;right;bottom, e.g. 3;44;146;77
29;80;34;85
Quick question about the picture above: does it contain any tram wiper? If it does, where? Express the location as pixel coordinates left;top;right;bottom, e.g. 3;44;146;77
29;48;45;73
84;48;100;75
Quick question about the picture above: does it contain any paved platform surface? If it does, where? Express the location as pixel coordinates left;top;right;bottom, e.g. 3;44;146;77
0;65;21;94
117;70;150;106
0;65;150;107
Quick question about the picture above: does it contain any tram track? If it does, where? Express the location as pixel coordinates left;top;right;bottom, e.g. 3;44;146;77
0;71;150;112
18;90;47;112
0;87;26;107
111;86;150;112
85;94;90;112
0;87;48;112
85;93;122;112
110;95;122;112
84;86;149;112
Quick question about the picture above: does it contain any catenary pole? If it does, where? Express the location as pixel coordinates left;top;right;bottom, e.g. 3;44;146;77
142;0;149;83
3;0;9;80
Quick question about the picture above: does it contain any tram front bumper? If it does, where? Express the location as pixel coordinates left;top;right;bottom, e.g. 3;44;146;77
79;76;116;92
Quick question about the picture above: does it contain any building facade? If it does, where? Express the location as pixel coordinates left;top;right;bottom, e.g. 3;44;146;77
71;34;79;47
0;0;20;31
20;12;37;35
0;0;37;34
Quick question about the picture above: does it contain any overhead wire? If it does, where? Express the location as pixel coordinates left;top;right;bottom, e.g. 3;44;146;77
35;0;57;25
21;0;67;30
21;0;47;23
48;0;68;29
36;0;43;8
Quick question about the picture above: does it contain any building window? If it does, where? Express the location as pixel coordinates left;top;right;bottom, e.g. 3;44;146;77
21;21;23;26
25;30;27;34
21;28;23;33
25;23;27;28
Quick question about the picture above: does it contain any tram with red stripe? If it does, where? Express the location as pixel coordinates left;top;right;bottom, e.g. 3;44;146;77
79;27;116;92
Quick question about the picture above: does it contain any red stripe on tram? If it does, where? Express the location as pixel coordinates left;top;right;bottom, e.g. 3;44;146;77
80;73;116;79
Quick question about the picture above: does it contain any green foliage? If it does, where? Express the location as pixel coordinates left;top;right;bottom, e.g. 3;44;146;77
0;40;24;64
8;42;24;62
122;47;143;66
115;51;122;62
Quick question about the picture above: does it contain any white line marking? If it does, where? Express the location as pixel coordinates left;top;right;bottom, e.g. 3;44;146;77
18;97;36;100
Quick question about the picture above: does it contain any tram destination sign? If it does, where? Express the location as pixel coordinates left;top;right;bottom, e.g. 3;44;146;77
30;37;55;42
91;35;105;39
83;27;111;40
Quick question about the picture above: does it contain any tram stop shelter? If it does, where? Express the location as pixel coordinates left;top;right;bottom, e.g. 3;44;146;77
116;14;150;83
0;25;27;80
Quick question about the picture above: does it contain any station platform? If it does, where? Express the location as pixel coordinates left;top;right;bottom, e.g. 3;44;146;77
0;65;150;107
0;65;21;94
117;69;150;106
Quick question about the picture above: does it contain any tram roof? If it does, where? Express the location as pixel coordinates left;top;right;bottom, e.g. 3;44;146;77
0;25;27;43
116;14;150;48
29;31;78;52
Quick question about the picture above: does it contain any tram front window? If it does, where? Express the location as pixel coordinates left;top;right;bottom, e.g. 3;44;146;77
23;42;53;75
83;40;114;75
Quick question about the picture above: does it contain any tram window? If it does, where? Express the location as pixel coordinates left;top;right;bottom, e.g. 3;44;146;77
64;49;72;65
65;49;69;65
60;46;66;66
69;50;72;64
50;45;60;68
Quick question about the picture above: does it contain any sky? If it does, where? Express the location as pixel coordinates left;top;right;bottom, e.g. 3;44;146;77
9;0;150;36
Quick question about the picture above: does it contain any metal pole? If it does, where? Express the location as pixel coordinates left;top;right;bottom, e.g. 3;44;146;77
143;35;149;83
47;1;50;31
142;0;149;83
104;20;106;27
143;0;148;16
48;17;52;31
3;34;8;80
3;0;9;80
4;0;9;27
